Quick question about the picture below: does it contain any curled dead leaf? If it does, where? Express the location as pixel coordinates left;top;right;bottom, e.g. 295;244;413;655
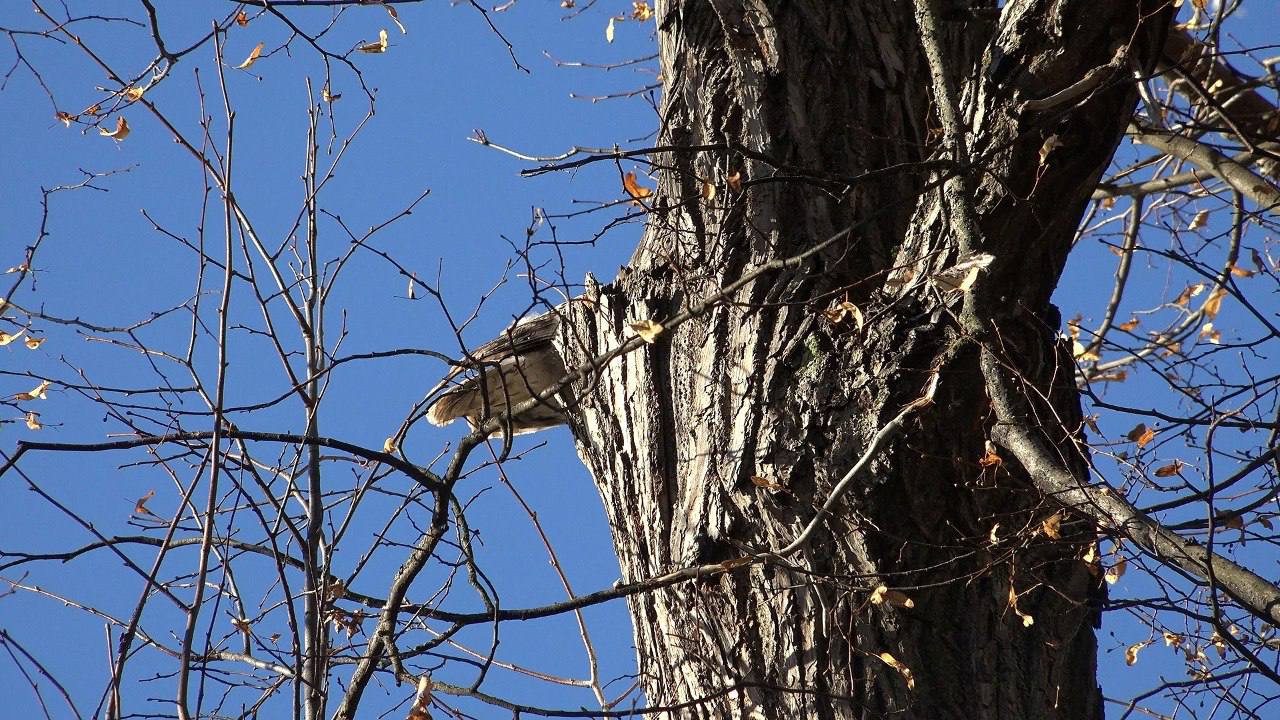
630;318;664;343
99;116;130;140
236;42;265;69
358;29;389;53
870;585;915;609
623;171;652;200
878;652;915;690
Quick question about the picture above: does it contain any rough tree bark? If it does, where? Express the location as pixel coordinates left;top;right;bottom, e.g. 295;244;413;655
557;1;1171;718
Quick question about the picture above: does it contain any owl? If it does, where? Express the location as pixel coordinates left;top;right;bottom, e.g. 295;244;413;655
426;311;568;435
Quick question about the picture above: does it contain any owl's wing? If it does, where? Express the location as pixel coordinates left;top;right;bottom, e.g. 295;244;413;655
426;311;567;434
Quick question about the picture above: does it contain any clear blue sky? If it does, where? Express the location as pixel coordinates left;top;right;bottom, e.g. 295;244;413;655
2;1;1277;718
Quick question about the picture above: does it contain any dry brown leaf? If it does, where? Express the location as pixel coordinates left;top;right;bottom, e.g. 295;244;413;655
1117;317;1140;332
1105;556;1127;585
1153;459;1184;477
630;318;664;343
824;300;863;329
231;617;252;636
1187;209;1210;230
14;380;50;401
878;652;915;690
383;437;399;454
0;329;25;346
235;10;249;26
1172;282;1205;307
1038;134;1063;165
358;29;389;53
24;336;45;350
726;171;742;192
1201;286;1227;321
1163;631;1183;648
1251;248;1267;273
632;1;653;21
134;489;156;515
55;110;74;127
1230;264;1256;278
623;171;652;200
99;116;130;140
236;42;265;69
322;86;341;103
701;180;716;201
750;475;784;491
1126;423;1156;448
1091;369;1129;383
386;4;407;34
1041;512;1063;540
123;86;144;102
978;440;1002;468
988;523;1001;545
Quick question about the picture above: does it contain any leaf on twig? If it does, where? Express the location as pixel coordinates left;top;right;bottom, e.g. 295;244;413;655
870;585;915;609
99;116;130;140
623;171;652;200
236;42;265;69
630;318;664;343
878;652;915;690
358;29;389;54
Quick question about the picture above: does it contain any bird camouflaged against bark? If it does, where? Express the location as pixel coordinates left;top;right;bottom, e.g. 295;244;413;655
426;310;570;436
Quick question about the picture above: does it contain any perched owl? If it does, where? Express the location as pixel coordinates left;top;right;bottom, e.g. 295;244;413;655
426;311;568;435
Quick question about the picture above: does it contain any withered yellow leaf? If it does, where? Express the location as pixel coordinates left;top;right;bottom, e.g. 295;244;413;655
630;318;664;343
24;336;45;350
870;585;915;609
1163;631;1183;648
237;42;265;69
99;116;130;140
1008;584;1035;627
1187;209;1209;230
631;1;653;21
1125;641;1147;666
878;652;915;690
383;437;398;454
322;86;341;103
15;380;50;401
358;29;389;53
701;180;716;201
623;171;652;200
25;411;41;430
0;329;26;346
1230;264;1255;278
123;86;144;101
605;16;617;43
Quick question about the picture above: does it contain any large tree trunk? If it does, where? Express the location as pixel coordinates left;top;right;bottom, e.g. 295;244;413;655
560;1;1168;717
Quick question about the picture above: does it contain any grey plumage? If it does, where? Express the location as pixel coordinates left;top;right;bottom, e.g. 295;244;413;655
426;311;568;435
